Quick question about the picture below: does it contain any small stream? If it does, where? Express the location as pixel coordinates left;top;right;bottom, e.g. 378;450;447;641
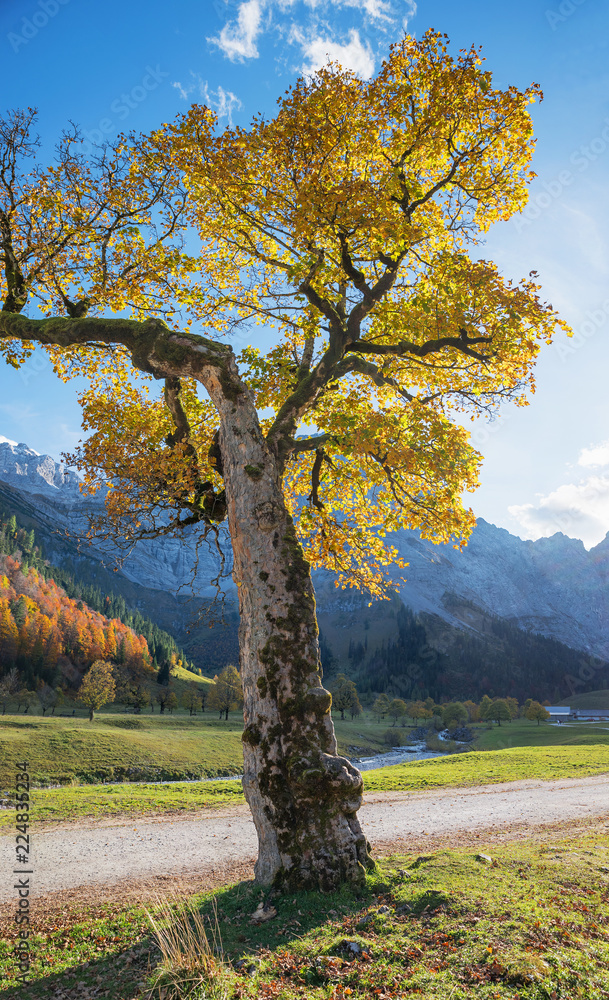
349;741;444;771
0;741;450;800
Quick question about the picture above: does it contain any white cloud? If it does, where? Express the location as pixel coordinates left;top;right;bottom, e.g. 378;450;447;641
401;0;417;30
0;403;41;423
273;0;393;18
172;75;242;125
208;0;412;67
344;0;392;21
578;440;609;468
298;27;375;78
208;0;263;62
509;475;609;548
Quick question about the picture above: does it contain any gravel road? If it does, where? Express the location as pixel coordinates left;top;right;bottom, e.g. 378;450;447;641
2;774;608;902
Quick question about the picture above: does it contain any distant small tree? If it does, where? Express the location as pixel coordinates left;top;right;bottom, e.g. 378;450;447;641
15;687;29;713
0;667;19;714
181;683;202;716
349;691;363;720
479;695;493;723
331;674;362;721
388;698;408;726
155;684;173;713
36;682;57;716
18;689;36;714
463;699;480;723
166;690;178;714
372;693;390;721
408;700;420;723
125;683;150;714
505;696;520;720
208;665;243;721
525;701;550;725
408;700;427;724
442;701;468;729
78;660;116;721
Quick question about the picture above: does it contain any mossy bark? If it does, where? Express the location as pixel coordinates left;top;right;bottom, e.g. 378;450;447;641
200;356;372;890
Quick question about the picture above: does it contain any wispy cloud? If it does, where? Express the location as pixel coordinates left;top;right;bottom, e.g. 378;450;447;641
208;0;264;62
401;0;417;30
172;75;242;124
508;439;609;548
272;0;396;19
208;0;415;72
343;0;393;22
0;402;42;423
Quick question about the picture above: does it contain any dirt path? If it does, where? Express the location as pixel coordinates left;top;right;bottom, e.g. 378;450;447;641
1;774;608;903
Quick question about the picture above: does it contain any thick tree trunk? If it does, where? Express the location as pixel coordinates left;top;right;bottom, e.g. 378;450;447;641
201;362;372;890
0;313;371;890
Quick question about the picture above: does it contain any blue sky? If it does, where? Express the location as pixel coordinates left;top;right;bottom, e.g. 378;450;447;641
1;0;608;547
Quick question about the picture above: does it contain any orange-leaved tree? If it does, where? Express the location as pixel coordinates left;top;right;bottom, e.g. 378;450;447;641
0;32;567;889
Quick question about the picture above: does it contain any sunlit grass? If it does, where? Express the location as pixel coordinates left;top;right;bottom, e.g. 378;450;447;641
3;826;609;999
2;744;608;829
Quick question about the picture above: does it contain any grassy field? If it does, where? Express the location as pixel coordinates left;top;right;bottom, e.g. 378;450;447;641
2;825;608;999
0;711;415;790
2;743;609;828
1;710;608;790
0;713;245;788
472;719;609;751
558;688;609;709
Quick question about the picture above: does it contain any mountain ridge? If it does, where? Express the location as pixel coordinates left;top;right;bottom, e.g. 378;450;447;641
1;436;608;665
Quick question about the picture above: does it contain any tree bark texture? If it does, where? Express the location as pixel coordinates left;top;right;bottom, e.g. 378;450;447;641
200;356;372;889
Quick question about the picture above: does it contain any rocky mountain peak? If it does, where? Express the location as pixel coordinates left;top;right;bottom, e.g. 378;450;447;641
0;437;82;498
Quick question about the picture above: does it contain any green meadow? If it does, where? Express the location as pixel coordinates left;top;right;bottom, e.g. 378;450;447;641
0;713;245;788
472;717;609;751
1;743;608;828
1;710;609;788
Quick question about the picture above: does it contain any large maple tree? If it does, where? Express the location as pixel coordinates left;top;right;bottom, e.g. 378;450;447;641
0;32;566;889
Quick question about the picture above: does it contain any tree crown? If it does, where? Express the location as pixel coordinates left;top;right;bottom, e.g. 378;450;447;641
0;32;568;596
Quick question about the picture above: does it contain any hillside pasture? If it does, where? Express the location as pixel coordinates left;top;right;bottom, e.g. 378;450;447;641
1;712;609;793
473;718;609;751
557;688;609;709
0;713;244;788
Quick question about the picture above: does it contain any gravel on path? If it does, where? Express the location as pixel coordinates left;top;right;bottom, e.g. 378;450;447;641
1;773;608;903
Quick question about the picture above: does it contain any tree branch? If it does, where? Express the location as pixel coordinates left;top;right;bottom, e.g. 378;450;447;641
332;354;415;401
0;312;233;379
345;254;403;339
292;433;337;454
296;335;315;383
309;448;325;510
346;328;494;363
